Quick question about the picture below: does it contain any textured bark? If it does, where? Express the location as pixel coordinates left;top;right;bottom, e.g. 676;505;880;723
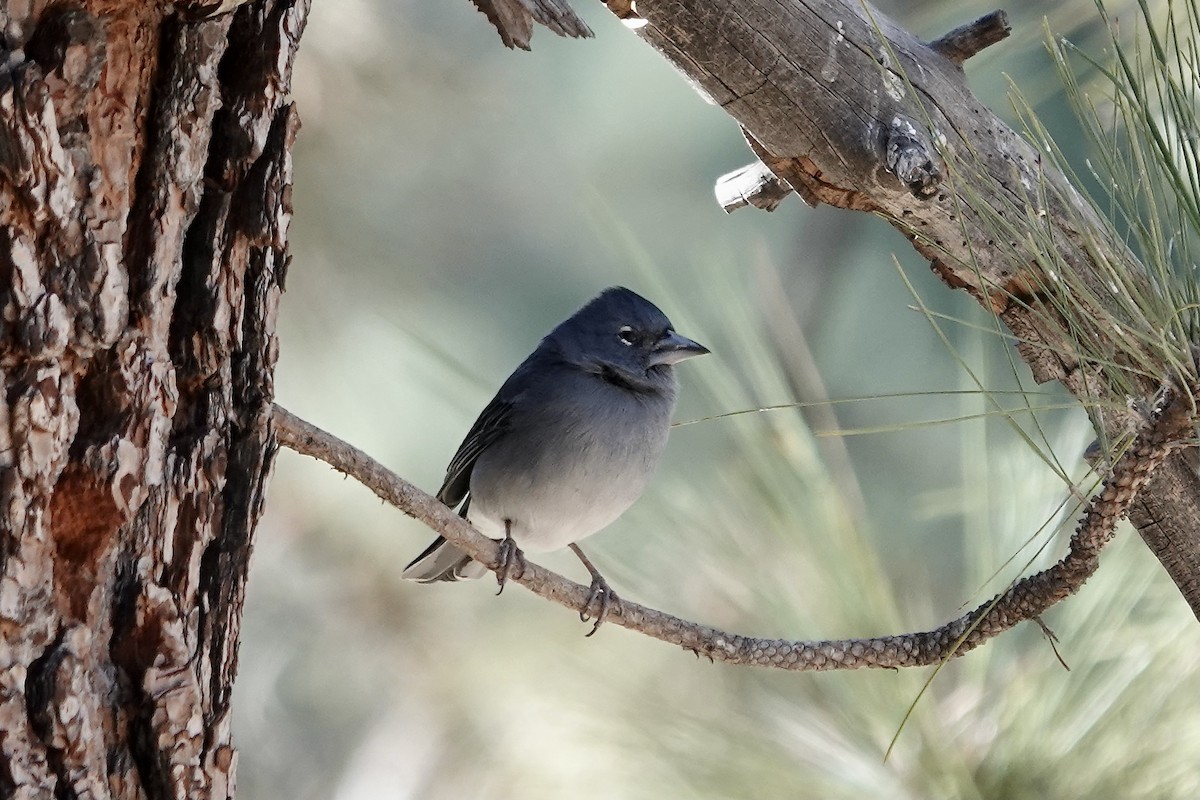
0;1;306;797
469;0;591;49
586;0;1200;617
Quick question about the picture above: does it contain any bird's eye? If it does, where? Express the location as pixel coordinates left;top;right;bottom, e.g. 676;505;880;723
617;325;636;346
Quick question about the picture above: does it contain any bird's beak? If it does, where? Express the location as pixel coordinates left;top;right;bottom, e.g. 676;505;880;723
648;330;710;366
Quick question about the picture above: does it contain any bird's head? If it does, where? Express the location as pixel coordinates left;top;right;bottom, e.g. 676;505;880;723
546;287;709;393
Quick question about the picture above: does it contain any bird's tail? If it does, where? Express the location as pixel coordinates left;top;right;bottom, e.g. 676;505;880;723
401;536;489;582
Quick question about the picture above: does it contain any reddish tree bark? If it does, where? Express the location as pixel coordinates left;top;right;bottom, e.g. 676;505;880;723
0;1;307;796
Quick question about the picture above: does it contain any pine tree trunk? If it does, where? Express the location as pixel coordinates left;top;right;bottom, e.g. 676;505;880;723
0;2;308;796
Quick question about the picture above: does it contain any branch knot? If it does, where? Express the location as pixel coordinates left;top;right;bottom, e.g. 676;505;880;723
885;116;943;198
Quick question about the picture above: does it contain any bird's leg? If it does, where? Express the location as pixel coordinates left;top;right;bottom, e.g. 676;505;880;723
494;519;526;595
569;543;619;636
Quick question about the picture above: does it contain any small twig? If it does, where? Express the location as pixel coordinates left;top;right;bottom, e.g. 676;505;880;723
1033;616;1070;671
928;10;1011;66
271;390;1190;671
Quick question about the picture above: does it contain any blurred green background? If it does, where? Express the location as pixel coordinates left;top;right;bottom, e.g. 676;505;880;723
234;1;1200;797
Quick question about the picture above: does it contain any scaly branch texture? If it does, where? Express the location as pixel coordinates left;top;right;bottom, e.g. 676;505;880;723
273;392;1193;670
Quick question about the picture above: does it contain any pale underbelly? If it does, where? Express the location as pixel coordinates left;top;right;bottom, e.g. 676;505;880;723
466;477;645;552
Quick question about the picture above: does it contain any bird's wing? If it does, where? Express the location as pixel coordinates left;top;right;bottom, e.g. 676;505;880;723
406;391;515;582
436;394;514;509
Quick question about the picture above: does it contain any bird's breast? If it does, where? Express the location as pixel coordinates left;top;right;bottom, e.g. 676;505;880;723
466;381;674;552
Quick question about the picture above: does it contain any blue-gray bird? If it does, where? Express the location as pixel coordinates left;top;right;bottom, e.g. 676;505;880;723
402;286;708;633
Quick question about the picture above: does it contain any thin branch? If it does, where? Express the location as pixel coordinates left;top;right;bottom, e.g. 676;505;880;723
271;394;1192;670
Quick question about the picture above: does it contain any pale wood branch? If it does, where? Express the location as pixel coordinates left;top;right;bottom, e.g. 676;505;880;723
272;394;1193;670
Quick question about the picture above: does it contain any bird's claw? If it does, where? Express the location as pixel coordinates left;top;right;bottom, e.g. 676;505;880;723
493;535;526;595
579;574;619;637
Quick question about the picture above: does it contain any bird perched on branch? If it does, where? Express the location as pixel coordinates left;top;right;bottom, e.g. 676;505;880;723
402;286;709;633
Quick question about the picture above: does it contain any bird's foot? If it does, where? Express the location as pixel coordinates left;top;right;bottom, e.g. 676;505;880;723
580;573;619;637
493;533;526;595
568;543;618;636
